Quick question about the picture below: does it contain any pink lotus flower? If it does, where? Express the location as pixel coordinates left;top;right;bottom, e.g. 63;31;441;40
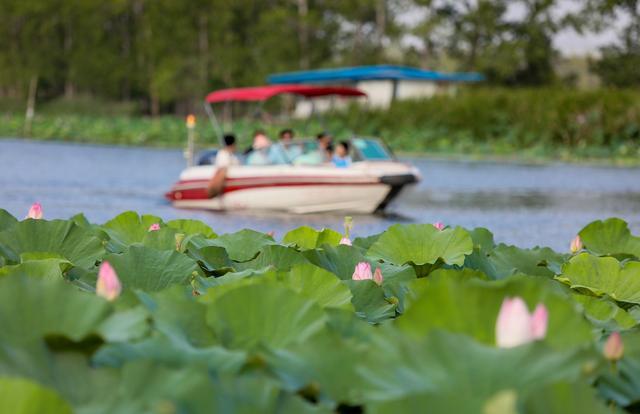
340;237;352;246
148;223;160;232
570;235;583;254
352;262;373;281
603;332;624;361
96;261;122;301
433;221;445;231
373;267;384;286
26;202;43;219
496;297;548;348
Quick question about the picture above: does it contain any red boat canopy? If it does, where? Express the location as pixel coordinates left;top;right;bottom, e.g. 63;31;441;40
205;84;367;103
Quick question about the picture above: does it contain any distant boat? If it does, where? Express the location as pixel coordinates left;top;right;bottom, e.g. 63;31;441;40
165;85;419;214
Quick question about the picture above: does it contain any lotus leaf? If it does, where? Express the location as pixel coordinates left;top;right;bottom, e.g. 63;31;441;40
166;218;217;238
105;245;199;292
282;226;342;249
558;253;640;303
396;275;592;348
0;377;72;414
0;219;105;268
205;284;327;350
579;218;640;258
102;211;163;252
0;275;110;344
207;229;275;261
367;223;473;269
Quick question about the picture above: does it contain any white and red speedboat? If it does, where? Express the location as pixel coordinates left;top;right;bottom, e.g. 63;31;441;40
166;85;419;214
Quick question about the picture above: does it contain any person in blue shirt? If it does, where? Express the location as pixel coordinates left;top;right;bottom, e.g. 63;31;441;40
332;140;352;168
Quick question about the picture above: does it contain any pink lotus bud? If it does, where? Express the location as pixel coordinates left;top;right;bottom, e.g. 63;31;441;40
96;261;122;301
26;202;43;219
603;332;624;361
373;267;384;285
266;231;275;238
339;237;352;246
352;262;373;281
531;304;548;340
148;223;160;232
495;297;548;348
433;221;445;231
570;235;583;254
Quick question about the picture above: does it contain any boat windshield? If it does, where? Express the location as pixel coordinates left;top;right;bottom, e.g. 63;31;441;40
351;138;394;161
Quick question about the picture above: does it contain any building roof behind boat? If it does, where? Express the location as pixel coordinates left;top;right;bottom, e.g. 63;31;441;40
267;65;484;111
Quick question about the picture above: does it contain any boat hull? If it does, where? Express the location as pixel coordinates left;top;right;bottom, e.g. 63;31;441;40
166;163;418;214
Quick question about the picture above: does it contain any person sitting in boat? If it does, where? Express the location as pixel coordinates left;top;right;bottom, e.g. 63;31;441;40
332;140;352;168
278;128;303;161
214;134;240;168
208;134;239;197
293;131;333;165
245;130;273;165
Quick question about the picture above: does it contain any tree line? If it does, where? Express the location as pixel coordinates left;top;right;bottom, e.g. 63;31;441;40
0;0;638;115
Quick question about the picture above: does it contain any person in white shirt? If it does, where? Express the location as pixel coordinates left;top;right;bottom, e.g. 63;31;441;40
214;134;240;167
209;134;239;197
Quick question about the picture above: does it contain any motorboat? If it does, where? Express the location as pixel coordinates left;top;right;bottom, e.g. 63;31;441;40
165;85;419;214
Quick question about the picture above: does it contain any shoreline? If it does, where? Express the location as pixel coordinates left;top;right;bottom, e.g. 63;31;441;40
3;135;639;169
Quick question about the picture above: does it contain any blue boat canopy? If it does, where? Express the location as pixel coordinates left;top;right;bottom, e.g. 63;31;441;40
268;65;484;84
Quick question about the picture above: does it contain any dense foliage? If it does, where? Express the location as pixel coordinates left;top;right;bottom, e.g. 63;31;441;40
2;87;639;163
1;0;638;115
2;208;640;413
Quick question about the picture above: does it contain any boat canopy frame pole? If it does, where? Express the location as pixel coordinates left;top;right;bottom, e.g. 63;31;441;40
204;101;225;147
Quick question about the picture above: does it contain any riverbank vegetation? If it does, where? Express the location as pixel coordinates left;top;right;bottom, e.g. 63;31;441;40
2;87;639;164
2;1;639;164
1;207;640;412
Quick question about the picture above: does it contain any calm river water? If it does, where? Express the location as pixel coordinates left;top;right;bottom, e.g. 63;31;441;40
1;138;639;251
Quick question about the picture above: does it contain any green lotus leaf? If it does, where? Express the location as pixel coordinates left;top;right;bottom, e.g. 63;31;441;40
188;245;235;275
361;329;595;407
101;211;163;252
352;233;382;254
166;218;217;238
558;253;640;304
140;226;180;251
265;329;368;406
235;244;309;271
280;263;354;310
0;219;105;268
0;257;71;279
0;274;110;344
0;377;72;414
579;218;640;258
199;263;352;311
0;208;18;231
201;373;332;414
97;306;151;343
303;244;367;280
205;284;327;350
73;360;218;413
396;275;593;348
282;226;343;249
345;280;397;323
207;229;275;261
468;244;565;280
367;224;473;268
369;379;610;414
521;381;613;414
597;330;640;407
468;227;495;251
573;294;637;330
197;267;278;302
104;245;199;292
